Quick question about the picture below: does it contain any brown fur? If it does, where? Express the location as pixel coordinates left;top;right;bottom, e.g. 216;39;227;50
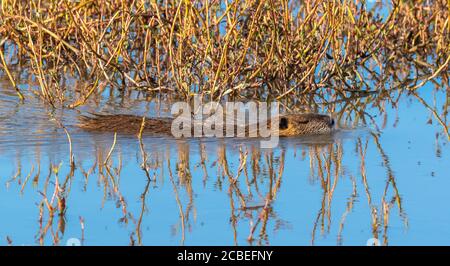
277;113;334;136
77;113;334;137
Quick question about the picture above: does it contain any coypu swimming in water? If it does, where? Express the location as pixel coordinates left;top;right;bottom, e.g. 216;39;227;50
77;113;334;137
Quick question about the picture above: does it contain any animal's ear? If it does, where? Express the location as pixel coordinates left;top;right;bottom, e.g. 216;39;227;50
298;120;309;124
298;117;309;124
279;117;289;129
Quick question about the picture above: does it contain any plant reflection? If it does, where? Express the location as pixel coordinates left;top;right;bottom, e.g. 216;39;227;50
1;86;448;246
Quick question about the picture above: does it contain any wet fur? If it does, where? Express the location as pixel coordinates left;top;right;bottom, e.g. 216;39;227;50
77;113;334;137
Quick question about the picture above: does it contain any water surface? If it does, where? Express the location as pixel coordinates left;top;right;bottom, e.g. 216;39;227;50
0;77;448;246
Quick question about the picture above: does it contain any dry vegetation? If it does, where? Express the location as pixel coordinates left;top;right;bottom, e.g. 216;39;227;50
0;0;449;108
1;0;449;246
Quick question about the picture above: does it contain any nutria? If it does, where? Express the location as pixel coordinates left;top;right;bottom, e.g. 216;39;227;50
77;113;334;137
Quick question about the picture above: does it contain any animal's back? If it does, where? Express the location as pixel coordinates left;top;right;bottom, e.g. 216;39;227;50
77;113;334;136
78;114;173;135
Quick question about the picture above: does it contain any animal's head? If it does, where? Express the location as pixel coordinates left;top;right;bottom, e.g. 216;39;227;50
277;114;334;136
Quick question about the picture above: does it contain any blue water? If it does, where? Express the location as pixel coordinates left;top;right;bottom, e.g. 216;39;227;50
0;75;448;246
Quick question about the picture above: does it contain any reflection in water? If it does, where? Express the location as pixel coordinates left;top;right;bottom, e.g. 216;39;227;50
0;129;410;246
0;0;449;246
0;75;448;245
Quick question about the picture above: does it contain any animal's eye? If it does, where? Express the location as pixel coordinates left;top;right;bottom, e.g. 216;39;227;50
279;117;289;129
